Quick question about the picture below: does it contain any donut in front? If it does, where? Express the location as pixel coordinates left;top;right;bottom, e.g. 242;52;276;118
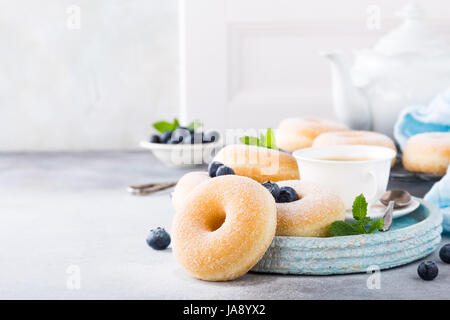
275;180;345;237
276;117;349;152
171;175;277;281
313;130;397;167
172;171;210;212
213;144;300;183
402;132;450;175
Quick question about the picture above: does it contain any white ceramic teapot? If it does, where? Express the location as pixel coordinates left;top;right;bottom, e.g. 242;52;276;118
322;3;450;137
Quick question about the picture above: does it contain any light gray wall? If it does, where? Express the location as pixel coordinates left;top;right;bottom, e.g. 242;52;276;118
0;0;178;150
2;1;449;151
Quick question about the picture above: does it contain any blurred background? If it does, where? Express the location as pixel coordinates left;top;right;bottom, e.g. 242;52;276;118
1;0;448;151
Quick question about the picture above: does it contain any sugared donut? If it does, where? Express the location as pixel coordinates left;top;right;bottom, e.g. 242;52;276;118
402;132;450;175
275;180;345;237
276;117;349;152
313;130;397;166
172;175;277;281
172;171;210;212
213;144;299;183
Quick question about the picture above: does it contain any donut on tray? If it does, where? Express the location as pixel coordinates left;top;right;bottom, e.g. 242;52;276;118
275;180;346;237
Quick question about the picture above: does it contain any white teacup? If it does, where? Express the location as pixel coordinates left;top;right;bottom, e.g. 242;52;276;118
293;145;396;210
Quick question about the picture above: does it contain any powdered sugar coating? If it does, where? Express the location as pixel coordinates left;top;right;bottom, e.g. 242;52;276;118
172;171;210;212
171;175;277;281
275;180;345;237
276;117;349;152
214;144;299;182
403;132;450;175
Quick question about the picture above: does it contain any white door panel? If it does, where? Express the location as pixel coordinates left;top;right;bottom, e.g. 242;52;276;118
181;0;450;132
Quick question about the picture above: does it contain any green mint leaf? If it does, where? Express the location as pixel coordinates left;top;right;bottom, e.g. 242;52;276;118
187;120;202;130
368;218;384;233
329;195;385;237
353;217;372;234
354;217;372;227
172;118;180;129
328;221;361;236
239;128;277;149
352;194;368;220
266;128;277;149
239;136;260;146
259;133;266;148
153;121;175;133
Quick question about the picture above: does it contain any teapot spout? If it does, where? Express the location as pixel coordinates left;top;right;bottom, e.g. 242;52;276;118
321;51;372;130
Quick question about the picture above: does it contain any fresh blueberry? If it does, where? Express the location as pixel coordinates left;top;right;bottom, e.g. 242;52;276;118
146;227;171;250
171;128;191;144
203;131;220;143
150;134;160;143
208;161;224;177
276;186;299;203
417;261;438;281
215;165;235;176
439;244;450;263
160;130;172;143
262;181;280;200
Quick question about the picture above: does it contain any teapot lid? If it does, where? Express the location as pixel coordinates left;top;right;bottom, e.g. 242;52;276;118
373;3;450;56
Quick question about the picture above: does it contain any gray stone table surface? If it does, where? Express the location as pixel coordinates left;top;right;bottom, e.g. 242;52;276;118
0;152;449;300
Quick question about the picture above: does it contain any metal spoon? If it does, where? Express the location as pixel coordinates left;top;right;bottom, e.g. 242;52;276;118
382;200;395;232
127;181;177;195
380;189;412;209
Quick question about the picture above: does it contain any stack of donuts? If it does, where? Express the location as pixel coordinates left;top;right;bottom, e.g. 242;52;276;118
170;116;450;281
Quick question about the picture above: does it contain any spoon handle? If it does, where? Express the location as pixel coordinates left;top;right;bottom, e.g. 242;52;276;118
127;181;177;195
382;201;395;232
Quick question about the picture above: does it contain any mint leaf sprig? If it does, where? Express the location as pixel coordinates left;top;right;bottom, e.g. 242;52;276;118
328;194;384;237
239;128;277;150
152;118;202;133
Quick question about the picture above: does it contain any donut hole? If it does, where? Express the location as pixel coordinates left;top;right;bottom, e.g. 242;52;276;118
204;210;226;232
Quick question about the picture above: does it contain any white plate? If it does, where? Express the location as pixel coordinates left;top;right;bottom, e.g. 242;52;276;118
345;197;420;221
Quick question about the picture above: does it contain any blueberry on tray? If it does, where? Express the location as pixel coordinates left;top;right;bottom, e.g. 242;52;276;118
208;161;224;177
276;186;299;203
262;181;280;200
215;165;235;176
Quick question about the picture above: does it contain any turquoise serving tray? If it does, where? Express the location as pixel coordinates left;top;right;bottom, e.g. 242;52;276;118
252;200;443;275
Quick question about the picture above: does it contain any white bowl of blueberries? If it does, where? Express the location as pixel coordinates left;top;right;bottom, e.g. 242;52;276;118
141;119;223;168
